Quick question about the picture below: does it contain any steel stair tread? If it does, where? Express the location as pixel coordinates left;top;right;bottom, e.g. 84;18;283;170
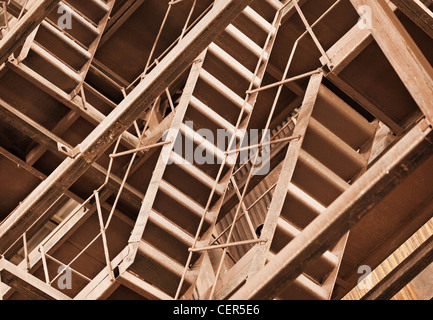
168;150;226;196
64;0;110;25
208;42;261;88
303;117;367;182
35;21;91;72
189;95;243;140
199;68;253;114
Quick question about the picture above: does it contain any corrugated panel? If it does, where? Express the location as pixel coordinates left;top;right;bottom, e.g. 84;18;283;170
343;218;433;300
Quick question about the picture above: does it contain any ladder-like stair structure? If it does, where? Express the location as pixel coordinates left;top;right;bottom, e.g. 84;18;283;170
125;0;284;299
17;0;114;98
207;75;377;300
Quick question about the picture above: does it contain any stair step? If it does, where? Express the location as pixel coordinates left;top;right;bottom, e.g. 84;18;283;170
59;2;101;35
199;69;253;114
48;2;100;49
225;24;267;60
232;6;273;48
304;117;367;181
264;0;284;11
280;182;326;230
293;149;350;207
30;42;82;84
65;0;110;24
274;217;339;284
266;251;333;299
169;151;225;196
288;183;326;216
143;212;193;266
94;0;111;11
189;95;242;140
243;6;273;34
299;149;350;193
159;179;212;225
83;82;117;109
180;123;229;166
276;216;300;239
149;209;194;247
132;240;195;296
208;42;261;88
278;274;329;300
314;85;376;150
249;0;282;24
41;20;91;59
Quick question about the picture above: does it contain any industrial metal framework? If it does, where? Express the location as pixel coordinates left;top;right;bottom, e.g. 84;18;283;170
0;0;432;300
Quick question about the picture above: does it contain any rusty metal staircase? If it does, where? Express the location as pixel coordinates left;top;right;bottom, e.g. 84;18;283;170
122;0;284;300
0;0;283;301
200;73;378;300
2;0;377;301
0;0;432;302
0;0;381;301
14;0;114;98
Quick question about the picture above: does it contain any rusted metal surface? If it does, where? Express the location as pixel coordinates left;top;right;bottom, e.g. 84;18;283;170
0;0;254;254
0;0;61;64
231;120;433;299
0;0;432;300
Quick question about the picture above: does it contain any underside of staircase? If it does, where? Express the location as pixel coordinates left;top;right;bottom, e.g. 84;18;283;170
0;0;432;300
